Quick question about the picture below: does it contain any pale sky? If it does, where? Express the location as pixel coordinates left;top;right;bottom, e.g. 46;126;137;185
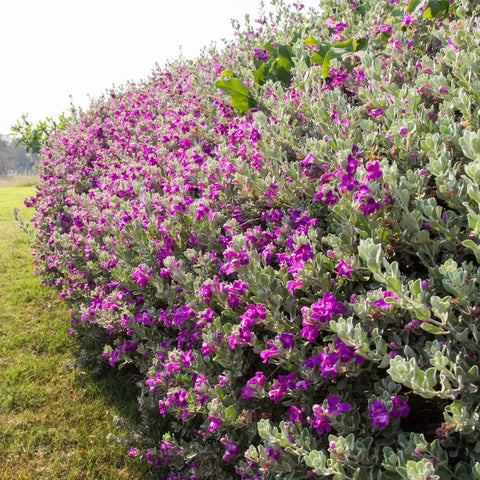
1;0;319;135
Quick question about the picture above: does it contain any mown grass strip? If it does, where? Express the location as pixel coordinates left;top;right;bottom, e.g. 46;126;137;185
0;178;153;480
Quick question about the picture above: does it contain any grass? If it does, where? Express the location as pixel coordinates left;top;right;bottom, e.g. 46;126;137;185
0;177;155;479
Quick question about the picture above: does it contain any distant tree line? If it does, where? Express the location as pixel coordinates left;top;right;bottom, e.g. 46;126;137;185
0;135;36;176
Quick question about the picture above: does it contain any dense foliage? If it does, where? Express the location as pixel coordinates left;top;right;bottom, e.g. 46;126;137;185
28;1;480;478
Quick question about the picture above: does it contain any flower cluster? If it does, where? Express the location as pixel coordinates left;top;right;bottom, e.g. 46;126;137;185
369;397;410;431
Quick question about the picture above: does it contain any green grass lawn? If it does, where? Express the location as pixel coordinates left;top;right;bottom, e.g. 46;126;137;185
0;177;154;479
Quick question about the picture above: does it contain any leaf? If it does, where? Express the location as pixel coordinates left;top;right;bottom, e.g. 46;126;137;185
225;405;237;423
214;78;257;113
423;0;450;19
420;322;445;335
353;37;368;52
277;55;293;85
462;239;480;263
406;0;424;13
311;38;368;77
253;63;268;86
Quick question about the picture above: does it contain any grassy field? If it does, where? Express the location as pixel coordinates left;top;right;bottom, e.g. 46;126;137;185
0;177;154;479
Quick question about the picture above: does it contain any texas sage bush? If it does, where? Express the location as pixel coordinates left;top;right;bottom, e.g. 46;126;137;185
28;0;480;478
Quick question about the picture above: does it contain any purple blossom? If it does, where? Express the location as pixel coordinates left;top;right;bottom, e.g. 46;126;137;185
131;265;153;287
365;160;383;180
369;108;384;117
374;290;400;310
286;280;303;294
278;332;295;349
326;395;352;414
207;416;222;432
247;371;266;387
260;341;281;363
253;48;270;61
301;293;347;341
288;405;304;423
335;259;353;278
391;397;410;419
222;443;241;461
307;405;331;436
359;196;381;215
369;401;390;430
401;13;415;26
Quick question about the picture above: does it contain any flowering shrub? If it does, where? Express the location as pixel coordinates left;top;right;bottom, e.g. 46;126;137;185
28;0;480;478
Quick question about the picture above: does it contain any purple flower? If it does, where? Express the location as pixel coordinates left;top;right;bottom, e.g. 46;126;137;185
222;443;240;461
241;386;256;399
374;290;400;310
260;341;281;363
320;352;339;378
286;280;303;294
288;405;304;423
365;160;382;180
399;126;409;137
401;13;415;26
247;371;266;387
369;108;384;117
308;405;332;435
359;196;381;215
207;416;222;432
131;264;153;287
253;48;270;62
326;395;352;414
335;259;353;278
391;397;410;419
369;401;390;430
278;332;295;349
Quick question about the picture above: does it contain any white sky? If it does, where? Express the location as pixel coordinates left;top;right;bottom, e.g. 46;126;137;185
1;0;319;135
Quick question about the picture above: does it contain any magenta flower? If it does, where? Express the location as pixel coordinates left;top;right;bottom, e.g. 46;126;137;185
207;416;222;432
401;13;415;26
391;397;410;419
278;332;295;349
359;196;381;215
365;160;383;180
222;443;240;461
369;108;384;117
288;405;304;423
335;259;353;278
241;386;256;399
374;290;400;310
260;341;281;363
308;405;332;436
131;265;153;287
247;371;266;387
369;401;390;430
286;280;303;294
326;395;351;414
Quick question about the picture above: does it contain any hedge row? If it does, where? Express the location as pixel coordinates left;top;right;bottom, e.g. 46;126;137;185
29;1;480;478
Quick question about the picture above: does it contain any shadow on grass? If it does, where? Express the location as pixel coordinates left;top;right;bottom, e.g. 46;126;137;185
70;325;165;479
72;327;143;426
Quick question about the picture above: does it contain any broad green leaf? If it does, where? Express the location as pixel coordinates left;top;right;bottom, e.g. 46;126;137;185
420;322;445;335
423;0;450;19
305;36;318;46
406;0;424;13
253;63;267;86
215;78;256;113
